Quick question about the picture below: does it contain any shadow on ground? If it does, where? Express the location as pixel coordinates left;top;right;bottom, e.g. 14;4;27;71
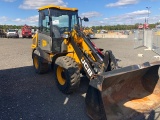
1;66;160;120
0;66;89;120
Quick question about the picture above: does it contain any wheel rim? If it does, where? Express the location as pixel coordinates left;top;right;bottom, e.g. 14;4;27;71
33;56;39;69
57;66;66;85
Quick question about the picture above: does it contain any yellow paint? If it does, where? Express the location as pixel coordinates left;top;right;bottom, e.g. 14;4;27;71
42;40;48;47
66;43;81;64
71;29;96;62
63;39;69;45
57;66;66;85
49;53;54;58
65;29;96;70
71;29;84;44
80;41;96;61
63;38;82;68
31;33;38;49
83;28;94;36
38;5;78;11
33;55;39;69
155;31;160;36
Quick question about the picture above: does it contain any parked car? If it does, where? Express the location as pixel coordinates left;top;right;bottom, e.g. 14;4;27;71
21;25;32;38
6;29;19;38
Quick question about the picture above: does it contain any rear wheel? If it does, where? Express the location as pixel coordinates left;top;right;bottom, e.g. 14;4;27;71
32;50;49;74
54;56;80;94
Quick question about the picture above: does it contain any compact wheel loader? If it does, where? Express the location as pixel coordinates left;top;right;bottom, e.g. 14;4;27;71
32;5;160;120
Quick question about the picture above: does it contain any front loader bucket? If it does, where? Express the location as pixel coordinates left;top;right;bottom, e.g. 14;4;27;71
86;61;160;120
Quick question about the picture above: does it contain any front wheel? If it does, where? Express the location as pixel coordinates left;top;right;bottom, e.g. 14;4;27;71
54;56;80;94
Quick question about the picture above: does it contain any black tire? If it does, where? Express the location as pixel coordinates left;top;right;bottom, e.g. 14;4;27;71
87;35;90;39
32;51;49;74
105;50;118;71
54;56;80;94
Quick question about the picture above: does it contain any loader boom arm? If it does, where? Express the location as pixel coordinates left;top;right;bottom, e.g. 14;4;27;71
69;26;106;79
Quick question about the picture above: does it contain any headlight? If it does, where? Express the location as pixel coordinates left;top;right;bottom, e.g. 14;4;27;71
61;33;69;39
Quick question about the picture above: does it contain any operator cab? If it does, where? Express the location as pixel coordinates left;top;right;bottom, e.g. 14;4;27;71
40;8;79;34
38;5;80;52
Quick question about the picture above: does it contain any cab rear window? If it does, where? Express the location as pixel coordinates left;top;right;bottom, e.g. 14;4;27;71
8;30;16;32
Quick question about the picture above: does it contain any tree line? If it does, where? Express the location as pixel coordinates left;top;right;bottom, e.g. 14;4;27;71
91;23;159;30
0;22;159;31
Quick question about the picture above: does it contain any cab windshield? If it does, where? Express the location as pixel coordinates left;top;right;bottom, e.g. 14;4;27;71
50;9;79;33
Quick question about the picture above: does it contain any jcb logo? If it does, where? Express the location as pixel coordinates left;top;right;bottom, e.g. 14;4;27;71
81;58;93;77
42;40;47;47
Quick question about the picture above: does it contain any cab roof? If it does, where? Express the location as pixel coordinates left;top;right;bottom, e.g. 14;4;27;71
38;5;78;11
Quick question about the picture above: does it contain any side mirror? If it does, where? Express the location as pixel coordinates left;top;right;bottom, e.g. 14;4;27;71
83;17;89;22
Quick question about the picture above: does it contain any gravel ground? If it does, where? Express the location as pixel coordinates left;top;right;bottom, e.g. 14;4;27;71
0;37;160;120
92;37;159;67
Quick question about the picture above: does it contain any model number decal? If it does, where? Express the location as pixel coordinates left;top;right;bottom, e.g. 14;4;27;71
81;59;93;77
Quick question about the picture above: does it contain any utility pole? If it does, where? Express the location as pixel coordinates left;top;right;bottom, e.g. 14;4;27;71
146;7;151;24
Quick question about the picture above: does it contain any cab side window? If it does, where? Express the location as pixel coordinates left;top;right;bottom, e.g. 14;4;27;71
42;16;50;34
39;10;50;35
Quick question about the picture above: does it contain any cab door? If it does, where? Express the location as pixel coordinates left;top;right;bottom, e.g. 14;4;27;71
38;10;52;52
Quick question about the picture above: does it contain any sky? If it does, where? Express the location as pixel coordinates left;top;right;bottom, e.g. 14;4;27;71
0;0;160;26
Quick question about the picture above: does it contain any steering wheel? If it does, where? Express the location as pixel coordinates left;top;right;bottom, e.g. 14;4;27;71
52;25;61;38
60;27;69;33
52;26;69;38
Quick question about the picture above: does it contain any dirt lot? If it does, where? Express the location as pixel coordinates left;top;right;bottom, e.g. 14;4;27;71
0;37;160;120
92;38;159;67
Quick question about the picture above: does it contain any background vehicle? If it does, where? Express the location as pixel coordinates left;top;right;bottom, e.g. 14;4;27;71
138;23;149;29
0;29;6;38
22;24;32;38
31;5;160;120
83;27;95;39
79;17;95;39
6;29;19;38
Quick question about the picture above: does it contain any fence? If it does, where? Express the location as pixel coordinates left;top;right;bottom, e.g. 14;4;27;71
134;29;160;55
152;31;160;55
134;30;144;49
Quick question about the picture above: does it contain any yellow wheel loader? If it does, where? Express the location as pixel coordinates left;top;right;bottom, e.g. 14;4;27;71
31;5;160;120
